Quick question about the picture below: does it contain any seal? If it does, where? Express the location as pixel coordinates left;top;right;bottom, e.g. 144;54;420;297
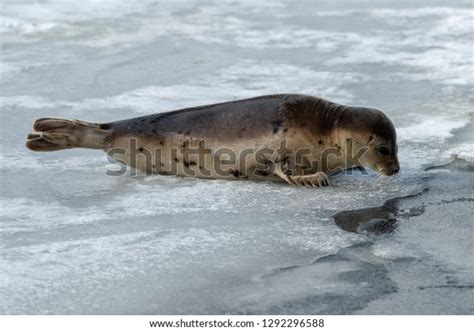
26;94;399;186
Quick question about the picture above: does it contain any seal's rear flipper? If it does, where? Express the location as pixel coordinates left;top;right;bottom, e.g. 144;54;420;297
26;118;108;152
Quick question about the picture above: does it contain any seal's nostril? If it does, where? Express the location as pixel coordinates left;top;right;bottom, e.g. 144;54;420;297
393;166;400;174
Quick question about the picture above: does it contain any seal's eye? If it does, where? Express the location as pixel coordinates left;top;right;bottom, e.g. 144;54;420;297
377;146;390;156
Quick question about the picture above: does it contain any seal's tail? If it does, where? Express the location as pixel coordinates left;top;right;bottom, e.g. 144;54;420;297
26;118;108;152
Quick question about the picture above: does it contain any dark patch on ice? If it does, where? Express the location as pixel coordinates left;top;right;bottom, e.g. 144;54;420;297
425;155;474;172
436;197;474;204
333;189;427;235
333;156;473;235
268;243;371;277
418;285;474;290
245;242;397;314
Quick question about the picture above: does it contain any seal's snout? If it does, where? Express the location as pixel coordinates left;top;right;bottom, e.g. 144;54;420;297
392;165;400;174
379;163;400;176
386;165;400;176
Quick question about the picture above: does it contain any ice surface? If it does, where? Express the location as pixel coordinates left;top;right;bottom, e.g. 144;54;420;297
0;0;473;314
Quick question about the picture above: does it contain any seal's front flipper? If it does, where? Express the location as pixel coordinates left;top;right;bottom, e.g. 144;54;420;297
273;164;330;187
26;118;108;152
288;172;330;187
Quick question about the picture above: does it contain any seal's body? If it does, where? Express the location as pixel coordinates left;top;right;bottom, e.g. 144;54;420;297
26;94;399;186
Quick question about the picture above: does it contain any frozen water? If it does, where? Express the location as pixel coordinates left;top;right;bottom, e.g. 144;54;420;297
0;0;473;314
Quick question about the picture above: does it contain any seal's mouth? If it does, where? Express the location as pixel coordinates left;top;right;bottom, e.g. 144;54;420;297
376;165;400;176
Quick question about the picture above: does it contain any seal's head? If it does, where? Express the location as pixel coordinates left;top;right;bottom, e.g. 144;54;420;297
339;107;400;176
